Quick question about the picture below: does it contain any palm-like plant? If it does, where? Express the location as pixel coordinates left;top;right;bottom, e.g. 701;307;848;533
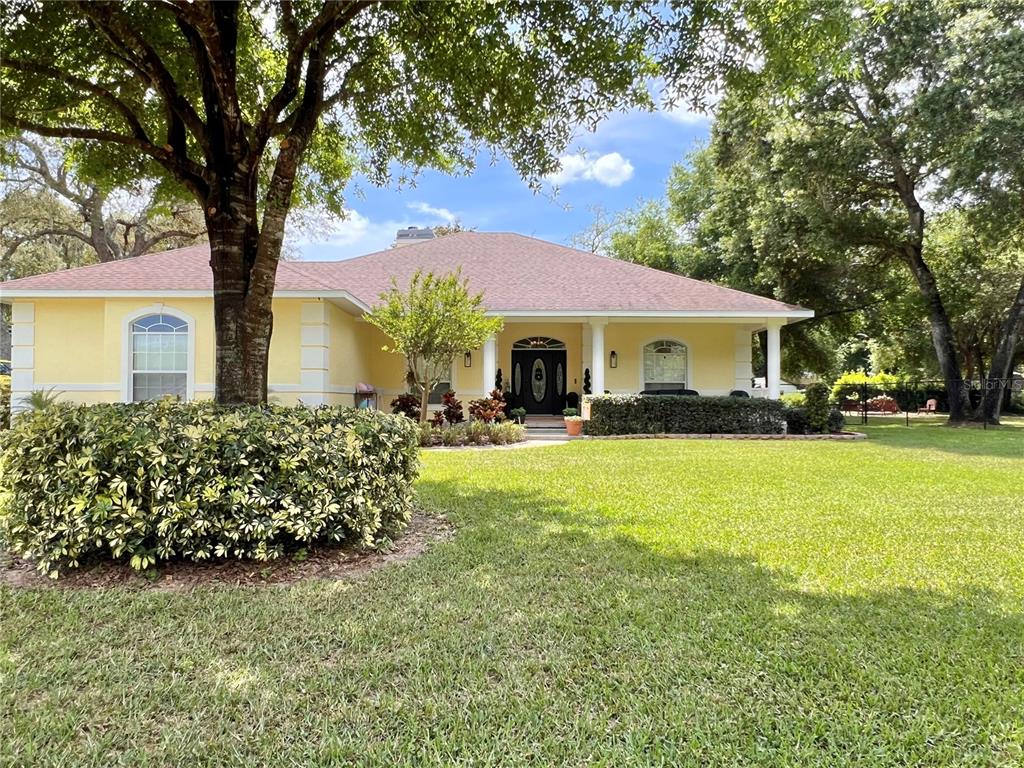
22;388;63;411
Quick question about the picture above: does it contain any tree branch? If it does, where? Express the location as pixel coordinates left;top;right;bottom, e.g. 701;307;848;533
252;0;375;150
78;3;209;156
170;1;247;154
134;227;205;256
3;228;93;260
3;117;209;199
2;58;152;144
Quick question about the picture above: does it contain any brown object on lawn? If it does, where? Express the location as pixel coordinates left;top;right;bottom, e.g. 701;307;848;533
917;398;938;414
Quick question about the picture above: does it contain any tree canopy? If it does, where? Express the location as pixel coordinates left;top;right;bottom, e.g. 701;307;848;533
586;0;1024;422
1;136;204;267
1;1;659;403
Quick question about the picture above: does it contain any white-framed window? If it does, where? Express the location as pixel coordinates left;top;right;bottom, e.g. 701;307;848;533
427;376;452;405
406;363;453;405
121;306;195;402
643;339;688;391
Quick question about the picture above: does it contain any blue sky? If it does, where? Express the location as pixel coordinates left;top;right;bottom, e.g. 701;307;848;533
295;105;711;261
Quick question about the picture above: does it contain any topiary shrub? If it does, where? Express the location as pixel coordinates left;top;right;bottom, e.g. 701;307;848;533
585;395;786;436
0;401;419;576
804;383;831;434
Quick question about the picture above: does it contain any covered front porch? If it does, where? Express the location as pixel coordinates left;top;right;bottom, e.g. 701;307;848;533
466;315;792;416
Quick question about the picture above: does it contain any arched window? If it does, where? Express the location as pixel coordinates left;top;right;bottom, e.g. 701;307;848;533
643;340;688;392
512;337;566;350
129;313;189;401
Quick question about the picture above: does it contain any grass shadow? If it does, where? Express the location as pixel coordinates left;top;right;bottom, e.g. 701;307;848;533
2;469;1022;766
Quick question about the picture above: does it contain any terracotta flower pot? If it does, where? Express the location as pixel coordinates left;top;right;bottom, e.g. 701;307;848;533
564;418;583;437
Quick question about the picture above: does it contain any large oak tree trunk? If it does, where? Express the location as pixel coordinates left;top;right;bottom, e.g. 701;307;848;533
894;176;972;423
901;242;973;423
205;169;282;406
974;278;1024;424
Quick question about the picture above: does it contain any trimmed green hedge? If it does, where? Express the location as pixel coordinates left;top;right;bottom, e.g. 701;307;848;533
0;401;419;576
584;395;786;436
784;406;846;435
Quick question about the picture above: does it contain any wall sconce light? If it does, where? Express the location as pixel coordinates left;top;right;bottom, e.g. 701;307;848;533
609;350;618;368
464;351;472;368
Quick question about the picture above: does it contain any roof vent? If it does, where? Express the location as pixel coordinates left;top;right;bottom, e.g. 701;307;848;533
393;226;435;248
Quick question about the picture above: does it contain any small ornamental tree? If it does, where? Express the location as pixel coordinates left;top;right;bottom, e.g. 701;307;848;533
366;270;502;424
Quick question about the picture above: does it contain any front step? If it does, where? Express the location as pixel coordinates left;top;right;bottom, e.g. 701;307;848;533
524;427;579;441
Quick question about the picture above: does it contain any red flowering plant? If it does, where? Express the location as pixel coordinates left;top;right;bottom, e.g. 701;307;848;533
468;388;507;423
441;390;465;425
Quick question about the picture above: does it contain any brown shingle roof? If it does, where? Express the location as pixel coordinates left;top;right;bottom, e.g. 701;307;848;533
0;233;809;315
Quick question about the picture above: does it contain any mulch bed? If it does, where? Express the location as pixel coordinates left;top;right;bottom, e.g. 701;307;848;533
0;510;454;591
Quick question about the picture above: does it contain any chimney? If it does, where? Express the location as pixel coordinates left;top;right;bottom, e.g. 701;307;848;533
393;226;435;248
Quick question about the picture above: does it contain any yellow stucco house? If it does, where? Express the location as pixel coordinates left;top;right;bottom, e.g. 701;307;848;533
0;232;811;415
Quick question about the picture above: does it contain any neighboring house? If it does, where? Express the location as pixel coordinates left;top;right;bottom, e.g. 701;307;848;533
0;232;811;414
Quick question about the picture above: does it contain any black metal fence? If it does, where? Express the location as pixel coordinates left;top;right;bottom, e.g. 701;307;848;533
833;378;1022;427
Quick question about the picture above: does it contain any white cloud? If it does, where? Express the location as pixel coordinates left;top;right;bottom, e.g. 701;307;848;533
290;208;440;260
406;201;458;225
546;151;635;187
663;102;714;125
660;87;721;125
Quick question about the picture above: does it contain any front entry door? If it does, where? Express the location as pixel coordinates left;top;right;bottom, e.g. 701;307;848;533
511;349;567;414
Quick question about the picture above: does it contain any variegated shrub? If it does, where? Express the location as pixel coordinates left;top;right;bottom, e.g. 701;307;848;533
0;401;419;576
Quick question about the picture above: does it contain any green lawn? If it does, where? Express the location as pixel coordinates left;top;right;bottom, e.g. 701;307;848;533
2;421;1023;766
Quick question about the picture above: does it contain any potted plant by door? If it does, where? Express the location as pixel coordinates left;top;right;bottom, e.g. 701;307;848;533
510;407;527;425
563;407;584;437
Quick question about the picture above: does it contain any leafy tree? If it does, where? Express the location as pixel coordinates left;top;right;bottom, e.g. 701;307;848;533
431;223;475;238
933;8;1024;420
583;134;901;382
671;116;908;381
655;1;1024;423
0;188;93;281
366;270;503;424
608;202;686;273
1;1;662;405
870;209;1024;383
569;204;623;255
2;136;204;264
778;1;1024;422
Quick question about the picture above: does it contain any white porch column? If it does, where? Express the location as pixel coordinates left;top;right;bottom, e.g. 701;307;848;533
590;318;607;395
766;321;782;400
482;335;497;394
